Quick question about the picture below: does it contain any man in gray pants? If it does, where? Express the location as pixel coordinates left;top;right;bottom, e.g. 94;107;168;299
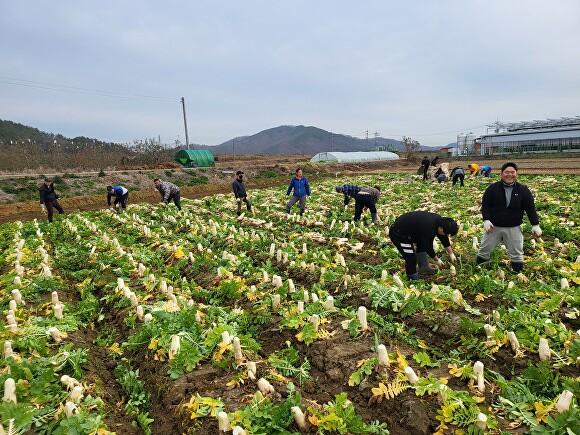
476;162;541;272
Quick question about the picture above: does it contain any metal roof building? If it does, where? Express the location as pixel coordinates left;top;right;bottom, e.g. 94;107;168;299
310;151;400;163
473;117;580;156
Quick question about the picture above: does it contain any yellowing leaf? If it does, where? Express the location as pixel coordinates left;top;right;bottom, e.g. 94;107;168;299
474;293;486;302
174;247;185;259
108;343;121;355
148;338;158;350
448;363;465;377
534;400;555;423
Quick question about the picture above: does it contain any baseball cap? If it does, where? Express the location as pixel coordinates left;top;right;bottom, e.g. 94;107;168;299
236;171;244;175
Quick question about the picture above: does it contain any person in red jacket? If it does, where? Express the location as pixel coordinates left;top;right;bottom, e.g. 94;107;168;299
476;162;541;272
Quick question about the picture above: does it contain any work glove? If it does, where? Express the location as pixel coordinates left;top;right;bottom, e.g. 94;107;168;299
449;253;457;263
160;202;167;208
236;198;241;203
484;220;494;234
434;258;444;267
531;225;542;237
41;204;47;213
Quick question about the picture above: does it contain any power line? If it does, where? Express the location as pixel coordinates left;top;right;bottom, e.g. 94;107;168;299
0;76;177;102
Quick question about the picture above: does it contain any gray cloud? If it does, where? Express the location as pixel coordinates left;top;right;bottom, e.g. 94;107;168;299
1;0;579;147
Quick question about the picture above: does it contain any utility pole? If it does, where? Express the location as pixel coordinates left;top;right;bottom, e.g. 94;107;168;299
180;97;190;149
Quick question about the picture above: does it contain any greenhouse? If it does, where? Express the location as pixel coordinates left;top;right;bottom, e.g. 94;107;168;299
175;149;215;168
310;151;400;163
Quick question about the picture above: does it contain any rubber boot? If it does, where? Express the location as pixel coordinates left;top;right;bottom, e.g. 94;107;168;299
407;273;419;281
417;252;437;275
371;213;377;224
476;256;487;265
511;262;523;272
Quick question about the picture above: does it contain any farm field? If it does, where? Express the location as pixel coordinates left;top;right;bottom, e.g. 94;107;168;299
1;172;579;434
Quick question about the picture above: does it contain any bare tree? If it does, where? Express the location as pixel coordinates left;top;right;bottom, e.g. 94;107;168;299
401;136;420;160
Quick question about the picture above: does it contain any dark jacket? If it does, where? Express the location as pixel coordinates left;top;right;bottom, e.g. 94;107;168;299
232;178;247;199
356;187;380;205
389;211;451;258
421;157;430;168
450;167;464;178
39;183;58;204
286;176;311;197
481;181;539;227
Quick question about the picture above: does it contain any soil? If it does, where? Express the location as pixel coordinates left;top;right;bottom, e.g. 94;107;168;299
2;154;579;434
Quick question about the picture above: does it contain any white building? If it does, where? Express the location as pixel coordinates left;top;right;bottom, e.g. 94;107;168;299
472;117;580;156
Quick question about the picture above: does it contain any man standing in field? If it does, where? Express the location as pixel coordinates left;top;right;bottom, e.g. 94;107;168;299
476;162;541;272
285;168;310;216
154;179;181;210
420;156;431;180
39;177;64;223
106;185;129;211
232;171;252;215
389;211;458;280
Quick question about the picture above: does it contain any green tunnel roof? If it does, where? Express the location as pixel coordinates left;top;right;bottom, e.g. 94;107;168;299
175;149;215;167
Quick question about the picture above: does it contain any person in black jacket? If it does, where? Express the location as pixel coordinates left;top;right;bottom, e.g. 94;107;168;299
232;171;252;215
476;162;541;272
420;156;430;180
353;186;381;223
389;211;458;280
39;178;64;223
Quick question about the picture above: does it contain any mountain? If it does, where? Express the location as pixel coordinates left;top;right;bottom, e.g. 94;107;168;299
1;119;448;155
193;125;404;155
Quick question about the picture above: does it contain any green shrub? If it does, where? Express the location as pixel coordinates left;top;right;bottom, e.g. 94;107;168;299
165;170;174;177
189;175;208;185
53;175;64;184
98;169;106;177
257;170;279;179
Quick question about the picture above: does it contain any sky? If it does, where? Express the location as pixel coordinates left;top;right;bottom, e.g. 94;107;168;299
1;1;580;148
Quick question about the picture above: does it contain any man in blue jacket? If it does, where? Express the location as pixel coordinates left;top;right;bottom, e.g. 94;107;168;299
107;185;129;211
285;168;310;216
476;162;541;272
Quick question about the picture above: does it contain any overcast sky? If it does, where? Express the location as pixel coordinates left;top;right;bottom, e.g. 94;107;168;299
2;1;579;148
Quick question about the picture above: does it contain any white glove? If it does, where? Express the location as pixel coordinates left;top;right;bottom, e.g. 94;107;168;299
41;204;47;212
160;202;167;208
449;253;457;263
236;198;241;202
434;258;443;267
531;225;542;237
484;220;494;233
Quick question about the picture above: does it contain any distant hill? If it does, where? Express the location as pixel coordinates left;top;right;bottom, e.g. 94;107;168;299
1;119;447;156
192;125;405;155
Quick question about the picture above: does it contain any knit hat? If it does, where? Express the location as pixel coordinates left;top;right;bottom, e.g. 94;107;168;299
335;186;343;192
